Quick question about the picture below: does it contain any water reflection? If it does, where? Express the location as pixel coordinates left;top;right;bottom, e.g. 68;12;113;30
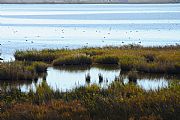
0;66;179;92
45;66;120;91
119;71;177;90
41;66;179;91
0;80;33;92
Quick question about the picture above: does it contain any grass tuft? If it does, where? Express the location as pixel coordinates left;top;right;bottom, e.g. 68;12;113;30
53;55;92;66
32;62;48;73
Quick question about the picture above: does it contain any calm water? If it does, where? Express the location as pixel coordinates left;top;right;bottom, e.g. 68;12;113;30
0;4;180;91
1;66;179;92
1;4;180;61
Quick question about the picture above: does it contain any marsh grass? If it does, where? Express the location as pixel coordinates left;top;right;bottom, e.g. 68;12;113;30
0;61;48;80
0;80;179;120
128;71;138;83
143;53;156;63
14;45;180;74
1;45;179;119
0;62;36;80
94;56;119;65
32;62;48;73
53;55;92;66
15;50;57;62
135;61;180;74
0;100;89;120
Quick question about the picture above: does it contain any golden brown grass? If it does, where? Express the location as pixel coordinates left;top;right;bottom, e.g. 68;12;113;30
0;80;179;120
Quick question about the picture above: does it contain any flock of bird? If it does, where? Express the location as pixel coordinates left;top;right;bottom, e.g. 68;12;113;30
4;27;147;46
0;27;177;61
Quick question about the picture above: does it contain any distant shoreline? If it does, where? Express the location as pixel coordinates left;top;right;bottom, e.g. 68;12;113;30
0;2;180;5
0;3;180;4
0;0;180;4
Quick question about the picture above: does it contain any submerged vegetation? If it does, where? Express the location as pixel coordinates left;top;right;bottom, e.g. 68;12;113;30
14;45;180;74
0;80;180;120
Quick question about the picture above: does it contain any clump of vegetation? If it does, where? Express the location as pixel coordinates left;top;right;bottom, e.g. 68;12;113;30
32;80;53;104
94;56;119;65
0;62;37;80
143;53;156;63
120;62;133;71
15;50;57;62
128;71;138;83
136;62;179;74
0;61;48;80
53;55;92;66
32;62;48;73
119;56;135;71
85;73;91;84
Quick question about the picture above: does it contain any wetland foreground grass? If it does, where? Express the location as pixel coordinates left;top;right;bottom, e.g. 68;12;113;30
14;45;180;74
0;81;179;120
